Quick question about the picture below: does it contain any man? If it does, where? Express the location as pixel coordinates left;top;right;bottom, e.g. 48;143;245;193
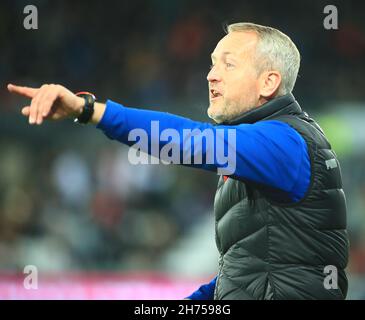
8;22;349;300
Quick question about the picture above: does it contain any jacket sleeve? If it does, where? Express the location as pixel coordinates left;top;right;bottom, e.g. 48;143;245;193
97;100;310;202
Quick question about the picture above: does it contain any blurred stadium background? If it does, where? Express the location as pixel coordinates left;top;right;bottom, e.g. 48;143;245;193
1;0;365;299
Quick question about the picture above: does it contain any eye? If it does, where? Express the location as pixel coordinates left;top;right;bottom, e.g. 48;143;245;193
226;63;235;69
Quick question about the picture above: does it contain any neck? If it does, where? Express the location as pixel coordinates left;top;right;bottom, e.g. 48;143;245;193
221;93;301;125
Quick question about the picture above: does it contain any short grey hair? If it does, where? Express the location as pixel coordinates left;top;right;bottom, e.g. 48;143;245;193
226;22;300;96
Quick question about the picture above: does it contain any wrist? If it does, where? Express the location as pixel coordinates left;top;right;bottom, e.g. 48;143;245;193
74;97;85;117
90;102;106;125
74;92;96;124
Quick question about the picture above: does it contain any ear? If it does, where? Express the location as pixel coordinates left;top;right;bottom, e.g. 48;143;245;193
259;70;282;98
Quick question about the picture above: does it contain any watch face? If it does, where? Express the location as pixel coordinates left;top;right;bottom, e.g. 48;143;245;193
76;91;96;100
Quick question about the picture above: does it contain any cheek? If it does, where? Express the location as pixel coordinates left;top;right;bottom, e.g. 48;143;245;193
226;80;252;101
229;74;258;100
227;70;257;100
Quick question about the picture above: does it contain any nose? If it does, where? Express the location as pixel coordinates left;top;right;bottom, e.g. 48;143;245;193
207;66;222;83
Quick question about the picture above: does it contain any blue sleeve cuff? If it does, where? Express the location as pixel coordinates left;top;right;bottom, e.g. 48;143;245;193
96;99;129;141
186;276;217;300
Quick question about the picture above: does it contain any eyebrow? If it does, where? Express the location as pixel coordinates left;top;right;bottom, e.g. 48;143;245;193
211;51;236;61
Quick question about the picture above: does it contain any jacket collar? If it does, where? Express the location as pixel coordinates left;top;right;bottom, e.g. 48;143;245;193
221;93;303;125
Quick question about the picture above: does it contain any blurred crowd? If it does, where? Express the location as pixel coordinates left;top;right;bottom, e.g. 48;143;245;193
1;0;365;297
0;134;216;272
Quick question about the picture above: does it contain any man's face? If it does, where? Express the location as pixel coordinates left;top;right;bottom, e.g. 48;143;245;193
207;31;261;123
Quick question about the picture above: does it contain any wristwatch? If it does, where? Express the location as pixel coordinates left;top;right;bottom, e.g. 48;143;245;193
74;91;96;124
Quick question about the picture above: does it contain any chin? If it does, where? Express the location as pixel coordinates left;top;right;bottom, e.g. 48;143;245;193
207;107;224;123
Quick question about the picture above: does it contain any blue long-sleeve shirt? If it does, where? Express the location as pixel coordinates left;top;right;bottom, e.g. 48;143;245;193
96;100;311;299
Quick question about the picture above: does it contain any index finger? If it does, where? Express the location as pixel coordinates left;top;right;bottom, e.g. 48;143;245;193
7;84;39;99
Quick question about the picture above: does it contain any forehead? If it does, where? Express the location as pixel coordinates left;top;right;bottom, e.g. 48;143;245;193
211;31;258;59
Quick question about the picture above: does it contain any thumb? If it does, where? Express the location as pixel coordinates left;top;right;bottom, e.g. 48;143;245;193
21;106;30;116
7;84;38;99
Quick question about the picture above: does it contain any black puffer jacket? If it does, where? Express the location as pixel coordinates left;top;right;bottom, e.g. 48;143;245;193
214;94;349;300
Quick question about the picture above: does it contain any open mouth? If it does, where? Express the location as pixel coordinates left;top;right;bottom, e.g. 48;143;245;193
210;89;223;100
